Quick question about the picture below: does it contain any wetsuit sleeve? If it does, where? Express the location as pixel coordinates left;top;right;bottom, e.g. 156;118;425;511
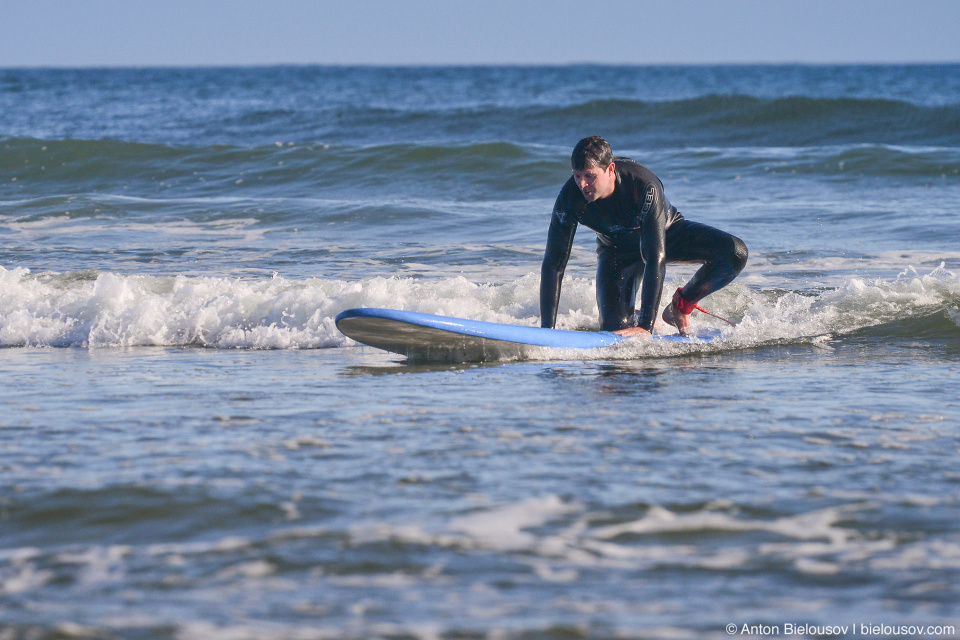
636;185;668;331
540;202;577;329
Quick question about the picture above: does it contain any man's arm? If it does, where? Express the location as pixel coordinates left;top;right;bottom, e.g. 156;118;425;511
636;185;668;332
540;210;577;328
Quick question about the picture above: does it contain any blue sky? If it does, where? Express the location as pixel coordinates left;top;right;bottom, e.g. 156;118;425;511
2;0;958;67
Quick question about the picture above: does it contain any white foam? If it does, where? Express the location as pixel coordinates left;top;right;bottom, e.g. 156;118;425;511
0;547;54;595
335;497;917;579
1;263;957;351
175;620;445;640
592;504;854;545
449;495;579;551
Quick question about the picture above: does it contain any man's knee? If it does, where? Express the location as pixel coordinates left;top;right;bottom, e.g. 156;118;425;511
730;235;748;274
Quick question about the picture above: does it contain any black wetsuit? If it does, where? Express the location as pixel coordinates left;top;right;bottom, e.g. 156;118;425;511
540;157;748;332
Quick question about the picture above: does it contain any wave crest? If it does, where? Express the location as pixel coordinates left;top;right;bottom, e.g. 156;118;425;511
2;264;958;354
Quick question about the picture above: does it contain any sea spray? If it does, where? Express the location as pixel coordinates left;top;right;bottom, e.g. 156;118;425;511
3;265;957;353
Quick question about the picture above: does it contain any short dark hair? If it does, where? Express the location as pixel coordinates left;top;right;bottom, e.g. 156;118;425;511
571;136;613;171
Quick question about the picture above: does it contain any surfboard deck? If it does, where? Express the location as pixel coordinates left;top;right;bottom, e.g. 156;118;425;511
335;307;720;361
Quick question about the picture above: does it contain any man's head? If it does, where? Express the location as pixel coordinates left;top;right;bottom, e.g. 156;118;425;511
571;136;616;202
571;136;613;171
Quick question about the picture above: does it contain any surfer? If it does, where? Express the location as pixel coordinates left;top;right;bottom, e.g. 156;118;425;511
540;136;747;336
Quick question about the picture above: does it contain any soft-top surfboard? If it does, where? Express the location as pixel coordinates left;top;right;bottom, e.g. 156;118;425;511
335;307;720;360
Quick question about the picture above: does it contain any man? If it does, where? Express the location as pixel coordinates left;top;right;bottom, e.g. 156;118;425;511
540;136;747;337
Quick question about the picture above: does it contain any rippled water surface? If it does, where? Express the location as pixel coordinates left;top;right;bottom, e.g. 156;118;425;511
2;65;959;638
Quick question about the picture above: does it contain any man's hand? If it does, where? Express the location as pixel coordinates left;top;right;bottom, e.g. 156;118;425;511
612;326;651;338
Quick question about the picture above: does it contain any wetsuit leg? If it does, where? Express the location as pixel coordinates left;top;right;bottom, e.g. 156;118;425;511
596;243;644;331
664;220;748;303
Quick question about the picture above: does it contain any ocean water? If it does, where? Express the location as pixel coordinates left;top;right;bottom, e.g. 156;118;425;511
1;65;959;639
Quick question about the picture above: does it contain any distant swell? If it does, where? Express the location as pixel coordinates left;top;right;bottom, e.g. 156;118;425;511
540;95;960;146
313;95;960;147
5;88;960;152
4;135;958;203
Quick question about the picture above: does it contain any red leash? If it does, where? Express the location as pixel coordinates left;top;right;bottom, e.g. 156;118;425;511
674;288;736;326
692;304;737;326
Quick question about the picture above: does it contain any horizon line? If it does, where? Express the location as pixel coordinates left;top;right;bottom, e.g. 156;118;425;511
3;60;960;71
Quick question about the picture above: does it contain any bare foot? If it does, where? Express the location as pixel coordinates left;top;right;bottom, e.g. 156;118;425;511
661;302;691;336
613;326;651;338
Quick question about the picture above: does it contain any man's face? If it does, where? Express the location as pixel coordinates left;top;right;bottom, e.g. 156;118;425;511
573;162;616;202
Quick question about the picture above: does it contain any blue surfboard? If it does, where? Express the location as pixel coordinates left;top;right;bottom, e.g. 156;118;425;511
335;307;719;360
